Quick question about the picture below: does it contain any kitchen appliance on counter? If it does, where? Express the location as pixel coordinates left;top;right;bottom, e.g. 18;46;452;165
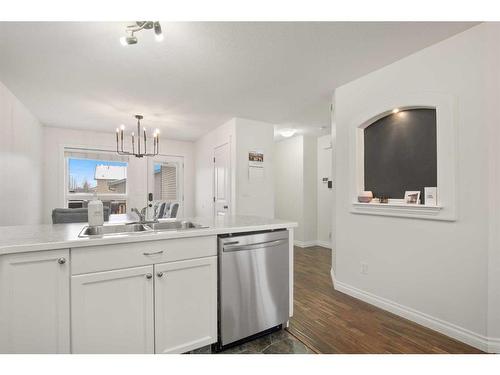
217;230;290;349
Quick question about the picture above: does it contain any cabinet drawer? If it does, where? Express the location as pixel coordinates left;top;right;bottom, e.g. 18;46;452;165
71;236;217;275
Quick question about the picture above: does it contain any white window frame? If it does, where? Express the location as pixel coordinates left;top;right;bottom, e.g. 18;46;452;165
63;147;129;208
147;155;185;218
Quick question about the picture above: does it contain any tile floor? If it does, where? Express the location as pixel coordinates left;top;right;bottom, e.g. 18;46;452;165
191;329;315;354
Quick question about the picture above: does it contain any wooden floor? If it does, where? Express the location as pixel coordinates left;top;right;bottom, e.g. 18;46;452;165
288;246;483;354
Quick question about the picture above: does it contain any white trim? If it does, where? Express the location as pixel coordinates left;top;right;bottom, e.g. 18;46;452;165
147;155;185;218
63;146;129;207
288;228;294;317
330;267;336;286
294;240;317;248
213;141;232;217
316;240;332;249
334;279;500;353
352;202;446;220
349;92;458;221
488;338;500;354
294;240;332;249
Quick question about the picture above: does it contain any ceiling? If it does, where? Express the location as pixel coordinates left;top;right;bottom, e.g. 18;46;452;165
0;22;477;141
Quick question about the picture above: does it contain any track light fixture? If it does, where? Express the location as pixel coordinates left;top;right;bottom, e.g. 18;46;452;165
120;21;163;46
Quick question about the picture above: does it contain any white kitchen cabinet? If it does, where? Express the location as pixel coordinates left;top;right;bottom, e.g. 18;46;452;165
71;265;155;354
0;249;70;353
154;256;218;354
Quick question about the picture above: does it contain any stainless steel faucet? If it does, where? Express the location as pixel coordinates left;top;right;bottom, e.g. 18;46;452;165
131;207;157;224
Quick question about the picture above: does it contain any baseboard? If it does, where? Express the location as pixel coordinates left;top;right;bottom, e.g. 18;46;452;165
294;240;332;249
316;240;332;249
334;279;499;353
294;240;317;248
330;267;335;286
488;338;500;353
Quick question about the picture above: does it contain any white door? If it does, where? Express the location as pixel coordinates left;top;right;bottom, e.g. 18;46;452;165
214;142;231;216
71;266;154;354
148;155;184;218
154;257;217;354
0;249;70;353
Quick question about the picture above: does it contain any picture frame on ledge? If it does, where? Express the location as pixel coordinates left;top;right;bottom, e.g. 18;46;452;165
404;191;421;205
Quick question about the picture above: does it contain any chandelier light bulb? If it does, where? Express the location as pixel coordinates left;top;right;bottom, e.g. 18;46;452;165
119;36;128;46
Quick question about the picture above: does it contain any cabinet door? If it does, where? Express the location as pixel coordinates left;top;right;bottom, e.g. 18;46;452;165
0;249;70;353
71;265;154;354
154;256;217;354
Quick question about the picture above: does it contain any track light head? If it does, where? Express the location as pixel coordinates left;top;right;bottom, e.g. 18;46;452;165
154;22;163;42
120;21;163;45
120;35;138;46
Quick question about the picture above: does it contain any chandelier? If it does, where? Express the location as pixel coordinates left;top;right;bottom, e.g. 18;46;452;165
116;115;160;158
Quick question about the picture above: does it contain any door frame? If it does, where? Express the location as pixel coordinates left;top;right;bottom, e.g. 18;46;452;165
147;154;185;218
213;142;232;217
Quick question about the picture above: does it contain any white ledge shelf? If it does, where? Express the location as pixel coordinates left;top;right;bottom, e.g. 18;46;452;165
351;202;448;221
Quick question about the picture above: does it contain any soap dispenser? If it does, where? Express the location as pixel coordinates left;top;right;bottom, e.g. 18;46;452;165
88;193;104;227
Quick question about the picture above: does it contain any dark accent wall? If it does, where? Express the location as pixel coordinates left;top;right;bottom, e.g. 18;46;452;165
364;108;437;201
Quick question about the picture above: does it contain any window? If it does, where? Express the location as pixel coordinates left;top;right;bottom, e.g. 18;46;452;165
153;163;178;201
65;149;129;215
150;158;183;219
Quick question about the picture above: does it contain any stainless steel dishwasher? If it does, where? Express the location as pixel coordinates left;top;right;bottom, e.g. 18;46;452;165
218;230;289;348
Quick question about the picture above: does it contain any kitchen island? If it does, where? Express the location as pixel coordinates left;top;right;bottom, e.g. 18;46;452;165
0;215;296;354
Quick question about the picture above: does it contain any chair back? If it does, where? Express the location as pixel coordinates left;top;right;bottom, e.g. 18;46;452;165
169;203;179;218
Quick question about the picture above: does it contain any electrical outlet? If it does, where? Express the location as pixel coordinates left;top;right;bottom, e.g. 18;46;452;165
361;262;368;275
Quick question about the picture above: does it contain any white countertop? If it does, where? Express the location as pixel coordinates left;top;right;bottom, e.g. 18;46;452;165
0;215;297;255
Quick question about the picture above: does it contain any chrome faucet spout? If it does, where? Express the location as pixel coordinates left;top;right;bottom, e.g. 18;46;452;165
131;207;145;222
131;207;158;224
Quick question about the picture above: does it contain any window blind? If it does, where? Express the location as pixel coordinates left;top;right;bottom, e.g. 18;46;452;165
161;165;177;201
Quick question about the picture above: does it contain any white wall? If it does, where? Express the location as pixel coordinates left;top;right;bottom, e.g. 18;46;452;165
274;135;317;245
302;136;317;243
42;126;195;223
317;134;332;247
194;117;274;218
333;23;500;351
274;136;304;240
486;25;500;350
0;80;43;226
234;118;275;218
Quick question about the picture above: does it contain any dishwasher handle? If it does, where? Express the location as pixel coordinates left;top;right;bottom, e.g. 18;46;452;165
223;238;287;252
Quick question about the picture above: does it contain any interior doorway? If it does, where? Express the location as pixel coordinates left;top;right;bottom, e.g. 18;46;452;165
147;155;184;219
213;143;231;216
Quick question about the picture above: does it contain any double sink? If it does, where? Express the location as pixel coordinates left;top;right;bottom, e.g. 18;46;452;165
79;220;208;238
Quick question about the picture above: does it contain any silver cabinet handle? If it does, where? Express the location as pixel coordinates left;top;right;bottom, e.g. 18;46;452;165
156;272;164;278
143;250;164;256
57;257;66;265
145;273;153;279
